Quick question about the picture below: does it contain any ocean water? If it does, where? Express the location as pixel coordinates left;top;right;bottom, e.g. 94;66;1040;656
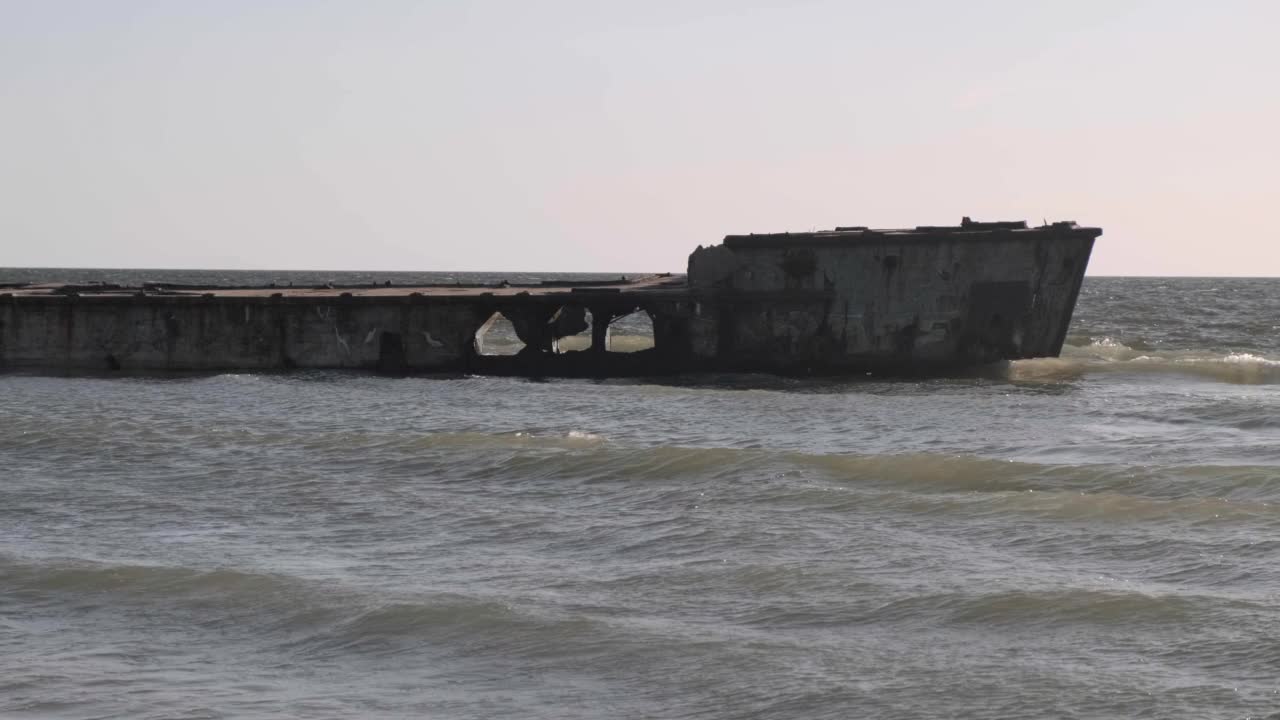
2;273;1278;719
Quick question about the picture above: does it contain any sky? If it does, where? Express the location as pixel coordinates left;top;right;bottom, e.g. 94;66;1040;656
1;0;1277;275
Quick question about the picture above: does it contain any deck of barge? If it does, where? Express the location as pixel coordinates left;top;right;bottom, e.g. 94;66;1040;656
1;273;687;300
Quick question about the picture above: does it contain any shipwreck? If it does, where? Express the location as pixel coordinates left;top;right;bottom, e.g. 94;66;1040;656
0;218;1099;376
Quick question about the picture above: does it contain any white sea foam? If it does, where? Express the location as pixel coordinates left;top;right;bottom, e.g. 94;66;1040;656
1013;344;1280;384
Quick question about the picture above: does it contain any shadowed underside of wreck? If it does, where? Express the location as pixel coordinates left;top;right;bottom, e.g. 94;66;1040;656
0;219;1099;376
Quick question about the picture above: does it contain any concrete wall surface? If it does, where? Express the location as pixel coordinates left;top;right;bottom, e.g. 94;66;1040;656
686;227;1097;371
0;298;488;372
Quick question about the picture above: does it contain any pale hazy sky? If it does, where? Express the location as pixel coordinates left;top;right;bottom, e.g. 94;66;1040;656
2;1;1277;275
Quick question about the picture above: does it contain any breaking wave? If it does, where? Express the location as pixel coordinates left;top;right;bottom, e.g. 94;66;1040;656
1011;339;1280;384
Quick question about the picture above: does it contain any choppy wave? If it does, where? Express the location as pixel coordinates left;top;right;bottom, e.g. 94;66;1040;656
1010;339;1280;384
251;431;1280;507
5;276;1280;719
865;587;1222;626
2;556;305;602
1;555;607;668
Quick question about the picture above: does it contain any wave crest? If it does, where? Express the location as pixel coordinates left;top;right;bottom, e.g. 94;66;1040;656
1010;341;1280;384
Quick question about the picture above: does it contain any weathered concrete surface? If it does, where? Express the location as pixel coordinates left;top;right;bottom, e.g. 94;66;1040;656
0;275;690;375
0;219;1099;375
684;219;1099;372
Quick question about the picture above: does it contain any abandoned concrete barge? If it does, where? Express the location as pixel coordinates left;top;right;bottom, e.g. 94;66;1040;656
0;219;1099;376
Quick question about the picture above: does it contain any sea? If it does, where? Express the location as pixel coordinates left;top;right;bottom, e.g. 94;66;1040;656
2;270;1278;720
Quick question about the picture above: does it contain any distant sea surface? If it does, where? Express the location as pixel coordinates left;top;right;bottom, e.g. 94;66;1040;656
2;271;1279;719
